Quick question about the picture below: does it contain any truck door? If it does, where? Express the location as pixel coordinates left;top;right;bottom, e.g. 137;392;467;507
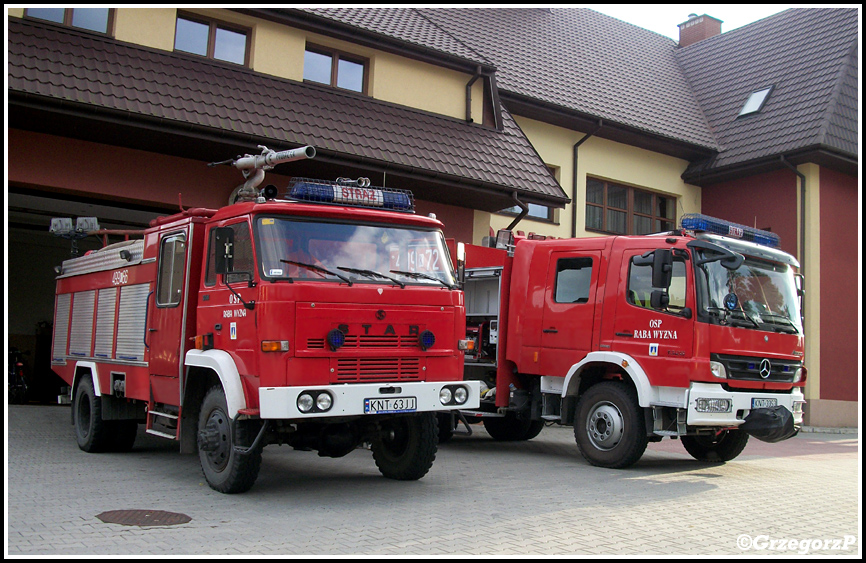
611;247;694;385
148;229;190;403
539;251;600;376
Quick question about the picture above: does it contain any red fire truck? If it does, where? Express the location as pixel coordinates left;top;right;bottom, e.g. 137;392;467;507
50;145;478;493
446;215;805;468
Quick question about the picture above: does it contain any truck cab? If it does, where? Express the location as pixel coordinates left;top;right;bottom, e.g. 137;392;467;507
456;214;805;467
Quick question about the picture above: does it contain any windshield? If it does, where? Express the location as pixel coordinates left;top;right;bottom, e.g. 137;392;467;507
254;216;456;287
695;251;802;334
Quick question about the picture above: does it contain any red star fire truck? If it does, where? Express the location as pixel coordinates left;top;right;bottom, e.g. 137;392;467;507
50;145;478;493
446;215;805;468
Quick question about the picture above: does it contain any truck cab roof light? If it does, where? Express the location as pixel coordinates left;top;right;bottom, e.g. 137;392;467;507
287;178;414;212
681;214;780;248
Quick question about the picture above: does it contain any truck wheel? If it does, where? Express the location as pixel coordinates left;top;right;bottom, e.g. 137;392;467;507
681;429;749;462
73;376;112;452
372;413;437;480
574;381;647;468
483;414;544;441
109;421;138;452
197;386;263;494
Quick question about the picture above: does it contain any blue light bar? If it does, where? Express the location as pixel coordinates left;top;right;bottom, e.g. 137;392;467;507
681;213;780;248
286;178;414;212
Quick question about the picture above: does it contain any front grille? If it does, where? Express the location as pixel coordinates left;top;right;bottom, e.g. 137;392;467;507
334;357;421;383
712;353;800;382
308;335;417;349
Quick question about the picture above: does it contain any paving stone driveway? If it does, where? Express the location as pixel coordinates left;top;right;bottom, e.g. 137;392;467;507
6;404;860;556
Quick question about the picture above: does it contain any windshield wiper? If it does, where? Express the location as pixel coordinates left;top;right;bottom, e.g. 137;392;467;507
390;269;455;289
280;260;353;286
726;310;760;328
758;313;800;333
338;267;405;288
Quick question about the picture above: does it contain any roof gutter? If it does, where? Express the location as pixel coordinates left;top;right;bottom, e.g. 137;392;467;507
779;155;807;279
572;120;603;237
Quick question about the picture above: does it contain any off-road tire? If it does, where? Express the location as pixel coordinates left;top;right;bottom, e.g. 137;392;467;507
372;413;437;480
437;412;455;443
197;386;263;494
73;376;113;452
109;421;139;452
681;429;749;462
483;414;545;441
574;381;648;468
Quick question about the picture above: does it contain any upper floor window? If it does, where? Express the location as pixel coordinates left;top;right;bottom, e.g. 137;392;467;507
303;44;368;94
586;178;675;235
174;13;249;66
25;8;113;34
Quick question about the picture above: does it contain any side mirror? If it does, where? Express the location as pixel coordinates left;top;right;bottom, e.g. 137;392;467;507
213;227;234;275
650;290;669;310
456;242;466;286
652;249;673;289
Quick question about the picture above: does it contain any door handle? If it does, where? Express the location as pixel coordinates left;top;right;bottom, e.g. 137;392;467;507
543;328;558;333
615;331;633;337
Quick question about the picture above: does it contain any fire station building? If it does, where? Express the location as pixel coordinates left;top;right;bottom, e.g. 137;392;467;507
6;8;859;427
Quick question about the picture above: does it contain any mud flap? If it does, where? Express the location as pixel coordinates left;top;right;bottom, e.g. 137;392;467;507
740;406;799;443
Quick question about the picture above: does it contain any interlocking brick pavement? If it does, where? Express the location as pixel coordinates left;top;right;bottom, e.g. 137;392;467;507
5;404;860;556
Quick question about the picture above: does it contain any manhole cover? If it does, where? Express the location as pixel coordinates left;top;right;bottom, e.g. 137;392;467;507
96;510;191;527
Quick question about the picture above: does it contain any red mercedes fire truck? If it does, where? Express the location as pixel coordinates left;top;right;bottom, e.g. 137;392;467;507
50;145;478;493
446;215;805;468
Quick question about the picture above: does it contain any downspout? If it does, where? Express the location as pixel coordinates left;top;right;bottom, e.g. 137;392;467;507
779;156;807;280
505;191;528;231
571;120;603;238
465;66;482;123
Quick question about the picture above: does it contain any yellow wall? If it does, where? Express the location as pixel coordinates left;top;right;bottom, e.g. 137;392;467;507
800;163;821;404
91;8;481;122
477;116;701;242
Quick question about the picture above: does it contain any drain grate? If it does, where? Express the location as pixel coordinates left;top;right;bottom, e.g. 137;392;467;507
96;509;191;527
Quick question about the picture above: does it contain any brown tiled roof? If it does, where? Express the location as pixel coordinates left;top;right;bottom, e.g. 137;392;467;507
675;8;859;178
306;8;720;152
7;18;567;209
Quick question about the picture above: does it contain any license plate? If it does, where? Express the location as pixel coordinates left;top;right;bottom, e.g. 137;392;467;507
752;398;778;409
364;397;417;414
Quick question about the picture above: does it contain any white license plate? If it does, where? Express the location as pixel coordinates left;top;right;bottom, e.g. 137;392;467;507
364;396;417;414
752;398;778;408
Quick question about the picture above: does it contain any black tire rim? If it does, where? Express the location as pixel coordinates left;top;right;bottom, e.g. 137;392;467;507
201;408;232;472
380;418;410;458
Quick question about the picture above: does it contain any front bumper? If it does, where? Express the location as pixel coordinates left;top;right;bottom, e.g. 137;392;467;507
686;382;805;427
259;380;480;419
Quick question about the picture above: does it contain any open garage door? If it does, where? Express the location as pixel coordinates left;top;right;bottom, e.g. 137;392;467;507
7;190;170;403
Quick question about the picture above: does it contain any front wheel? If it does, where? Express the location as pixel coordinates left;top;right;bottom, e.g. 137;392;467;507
372;413;437;480
574;382;647;468
681;429;749;462
197;386;263;494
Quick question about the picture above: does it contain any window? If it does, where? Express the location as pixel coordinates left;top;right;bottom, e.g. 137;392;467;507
303;44;368;94
628;257;687;310
174;13;249;66
586;178;675;235
738;86;773;117
157;233;187;307
25;8;112;34
554;258;593;303
205;222;254;286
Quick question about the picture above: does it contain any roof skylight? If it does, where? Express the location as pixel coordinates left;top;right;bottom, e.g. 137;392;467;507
738;86;774;117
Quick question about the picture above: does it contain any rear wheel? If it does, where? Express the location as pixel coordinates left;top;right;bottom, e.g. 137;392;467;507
483;413;545;441
197;386;263;494
372;413;437;480
681;429;749;462
73;376;113;452
574;381;647;468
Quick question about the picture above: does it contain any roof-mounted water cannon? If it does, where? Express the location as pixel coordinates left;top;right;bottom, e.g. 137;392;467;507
211;144;316;203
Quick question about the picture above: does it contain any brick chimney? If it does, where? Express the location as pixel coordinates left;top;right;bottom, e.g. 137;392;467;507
678;13;723;47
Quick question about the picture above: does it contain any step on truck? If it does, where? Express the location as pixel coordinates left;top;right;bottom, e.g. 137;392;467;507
50;145;479;493
446;215;805;467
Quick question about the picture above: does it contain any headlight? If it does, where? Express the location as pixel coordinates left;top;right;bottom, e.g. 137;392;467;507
316;392;333;411
439;388;453;405
297;393;314;413
695;398;732;413
454;386;468;404
709;361;727;379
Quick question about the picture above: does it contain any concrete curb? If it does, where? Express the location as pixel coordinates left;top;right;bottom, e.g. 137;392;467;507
800;426;858;434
